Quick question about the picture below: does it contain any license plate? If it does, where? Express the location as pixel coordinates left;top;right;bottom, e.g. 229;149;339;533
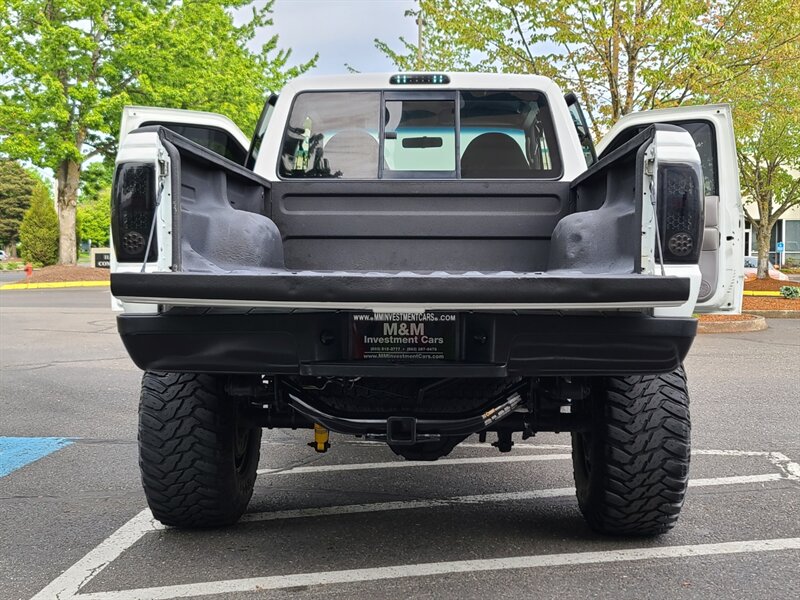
351;312;459;360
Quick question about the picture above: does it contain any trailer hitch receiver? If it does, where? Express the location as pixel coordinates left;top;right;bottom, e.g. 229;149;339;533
386;416;417;445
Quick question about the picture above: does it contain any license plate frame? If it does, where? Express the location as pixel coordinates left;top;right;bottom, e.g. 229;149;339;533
350;312;459;360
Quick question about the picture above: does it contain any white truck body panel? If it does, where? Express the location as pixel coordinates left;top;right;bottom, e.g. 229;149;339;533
600;104;744;313
112;74;740;317
111;129;172;314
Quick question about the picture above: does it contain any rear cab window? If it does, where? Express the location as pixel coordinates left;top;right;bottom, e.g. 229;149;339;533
278;90;562;179
279;92;380;179
384;96;457;177
460;90;560;178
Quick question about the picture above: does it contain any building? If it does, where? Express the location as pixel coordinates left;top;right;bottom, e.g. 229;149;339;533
744;203;800;267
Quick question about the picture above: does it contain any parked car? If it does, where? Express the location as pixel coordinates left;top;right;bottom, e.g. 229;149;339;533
744;256;789;280
111;73;745;535
0;250;6;260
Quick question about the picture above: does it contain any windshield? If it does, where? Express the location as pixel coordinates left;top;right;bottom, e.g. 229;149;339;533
279;90;562;179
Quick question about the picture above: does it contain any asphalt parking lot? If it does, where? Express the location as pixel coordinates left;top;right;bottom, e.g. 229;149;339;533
1;288;798;600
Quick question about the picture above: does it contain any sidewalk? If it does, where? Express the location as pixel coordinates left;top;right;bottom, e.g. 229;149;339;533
0;280;109;290
0;265;110;290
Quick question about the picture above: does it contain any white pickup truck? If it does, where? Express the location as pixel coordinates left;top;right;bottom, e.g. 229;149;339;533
110;73;744;534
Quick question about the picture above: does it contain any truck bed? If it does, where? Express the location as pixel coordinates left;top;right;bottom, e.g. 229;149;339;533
118;127;649;272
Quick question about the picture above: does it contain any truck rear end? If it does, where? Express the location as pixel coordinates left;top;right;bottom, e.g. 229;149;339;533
110;73;742;535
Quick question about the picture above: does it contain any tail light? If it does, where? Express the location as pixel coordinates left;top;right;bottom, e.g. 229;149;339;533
657;164;704;263
111;163;157;262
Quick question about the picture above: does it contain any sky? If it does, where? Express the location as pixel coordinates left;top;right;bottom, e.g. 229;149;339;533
248;0;419;76
37;1;418;189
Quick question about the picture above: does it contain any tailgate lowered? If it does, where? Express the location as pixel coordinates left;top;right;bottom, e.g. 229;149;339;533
111;271;690;310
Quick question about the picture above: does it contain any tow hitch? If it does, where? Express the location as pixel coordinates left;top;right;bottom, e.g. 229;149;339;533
281;379;526;444
233;376;591;452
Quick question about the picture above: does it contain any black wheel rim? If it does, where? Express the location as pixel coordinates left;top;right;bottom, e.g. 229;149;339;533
234;425;251;474
576;431;593;478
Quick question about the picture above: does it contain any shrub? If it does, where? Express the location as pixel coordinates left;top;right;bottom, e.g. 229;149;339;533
77;189;110;248
779;286;800;299
18;185;58;266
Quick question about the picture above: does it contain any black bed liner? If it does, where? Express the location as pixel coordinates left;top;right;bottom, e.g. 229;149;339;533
147;125;664;276
111;270;690;306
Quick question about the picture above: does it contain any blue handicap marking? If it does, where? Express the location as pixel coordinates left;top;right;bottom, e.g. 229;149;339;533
0;437;73;478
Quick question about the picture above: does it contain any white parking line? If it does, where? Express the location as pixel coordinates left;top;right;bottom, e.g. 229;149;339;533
30;508;161;600
239;487;577;523
694;450;800;481
74;537;800;600
459;442;571;450
241;473;784;524
32;448;799;600
257;449;800;479
294;440;573;451
768;453;800;480
259;441;800;483
256;453;572;475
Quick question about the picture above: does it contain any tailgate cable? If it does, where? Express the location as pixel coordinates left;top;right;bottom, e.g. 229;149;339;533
140;157;167;273
648;160;667;277
651;182;666;276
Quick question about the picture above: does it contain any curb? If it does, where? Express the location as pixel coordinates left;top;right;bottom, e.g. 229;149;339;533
0;280;109;290
697;315;768;334
742;290;783;297
743;310;800;319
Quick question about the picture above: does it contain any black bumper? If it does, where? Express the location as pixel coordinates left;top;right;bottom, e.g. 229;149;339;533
117;311;697;377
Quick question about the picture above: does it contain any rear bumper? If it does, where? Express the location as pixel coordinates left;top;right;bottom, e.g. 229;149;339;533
117;311;697;377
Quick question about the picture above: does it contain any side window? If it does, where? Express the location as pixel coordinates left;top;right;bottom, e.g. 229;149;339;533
141;122;247;164
600;125;647;157
279;92;380;179
531;122;554;171
676;121;717;196
565;93;597;167
246;94;278;170
602;120;717;196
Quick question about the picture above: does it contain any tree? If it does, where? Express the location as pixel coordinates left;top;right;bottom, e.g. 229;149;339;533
19;184;59;265
77;188;111;248
378;1;800;134
79;161;115;204
0;0;315;265
76;161;113;249
378;1;800;278
733;44;800;278
0;159;38;256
